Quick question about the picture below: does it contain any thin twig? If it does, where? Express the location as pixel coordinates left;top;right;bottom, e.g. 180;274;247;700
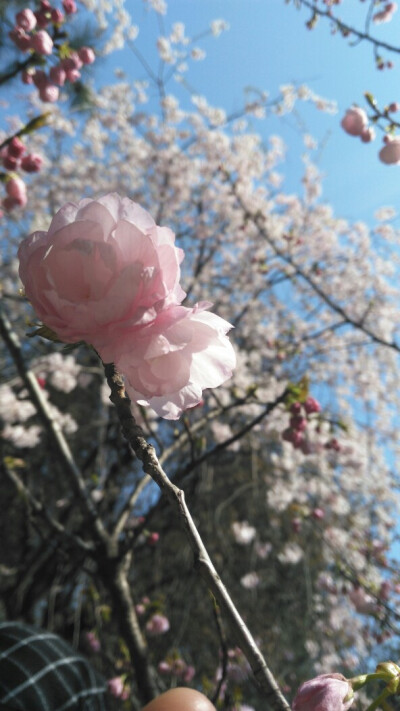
104;361;290;711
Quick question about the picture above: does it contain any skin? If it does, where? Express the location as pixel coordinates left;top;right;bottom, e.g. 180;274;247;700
141;688;217;711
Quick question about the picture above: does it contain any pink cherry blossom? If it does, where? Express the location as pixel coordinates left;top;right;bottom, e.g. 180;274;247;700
379;137;400;164
340;107;368;137
18;194;185;350
116;303;236;419
30;30;53;55
292;674;354;711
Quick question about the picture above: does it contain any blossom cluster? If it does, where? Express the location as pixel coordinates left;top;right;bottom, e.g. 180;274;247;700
11;0;96;104
341;104;400;165
1;136;43;211
18;193;236;419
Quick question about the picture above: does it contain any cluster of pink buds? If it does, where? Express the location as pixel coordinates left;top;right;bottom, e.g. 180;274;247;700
10;2;95;103
158;657;196;683
1;136;43;211
281;396;321;454
341;106;375;143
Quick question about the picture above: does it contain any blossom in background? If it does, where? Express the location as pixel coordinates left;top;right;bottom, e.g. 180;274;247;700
145;613;170;636
292;673;354;711
231;520;257;545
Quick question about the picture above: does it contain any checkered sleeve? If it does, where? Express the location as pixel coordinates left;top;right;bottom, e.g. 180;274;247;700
0;622;109;711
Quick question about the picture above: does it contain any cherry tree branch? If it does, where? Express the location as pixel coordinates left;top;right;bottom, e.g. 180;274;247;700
225;174;400;355
291;0;400;55
103;361;290;711
0;307;109;544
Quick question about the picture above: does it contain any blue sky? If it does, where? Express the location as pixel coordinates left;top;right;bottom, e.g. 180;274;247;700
100;0;400;226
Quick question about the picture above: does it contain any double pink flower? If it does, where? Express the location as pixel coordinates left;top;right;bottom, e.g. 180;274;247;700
18;193;236;418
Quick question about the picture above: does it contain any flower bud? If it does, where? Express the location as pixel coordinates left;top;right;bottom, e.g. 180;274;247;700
293;674;354;711
341;107;368;137
49;65;67;86
63;0;77;14
16;9;37;32
9;27;31;52
304;396;321;414
78;46;96;64
8;137;26;159
51;8;65;24
6;176;27;202
21;153;43;173
379;137;400;165
65;68;81;83
30;29;53;55
39;84;59;103
361;126;375;143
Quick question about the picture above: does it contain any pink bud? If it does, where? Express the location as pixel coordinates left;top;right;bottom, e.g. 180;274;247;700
78;46;96;64
304;396;321;414
3;196;26;211
49;66;67;86
107;677;125;699
16;9;37;32
312;508;325;520
341;107;368;137
21;153;43;173
63;0;78;14
147;532;159;545
31;29;53;55
290;402;302;415
3;155;19;170
39;84;59;103
388;102;400;112
290;415;307;432
85;631;101;653
62;52;83;71
158;661;171;674
32;69;48;89
65;68;81;83
361;126;375;143
379;137;400;164
9;27;31;52
6;176;27;203
8;137;26;159
51;8;65;24
293;674;354;711
34;9;50;28
145;613;170;636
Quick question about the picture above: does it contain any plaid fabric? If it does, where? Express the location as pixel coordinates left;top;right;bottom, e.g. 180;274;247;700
0;622;108;711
